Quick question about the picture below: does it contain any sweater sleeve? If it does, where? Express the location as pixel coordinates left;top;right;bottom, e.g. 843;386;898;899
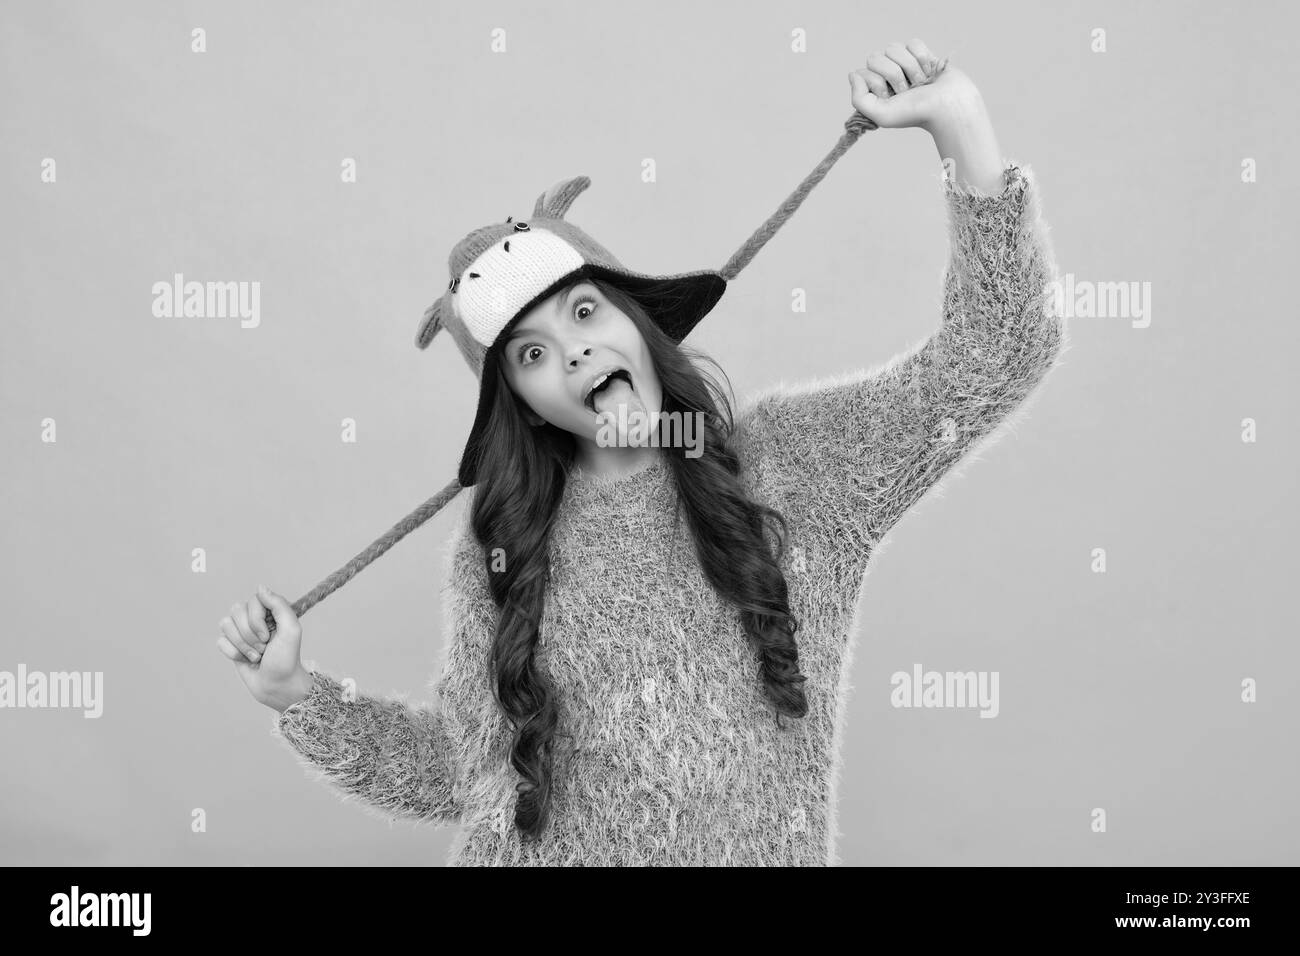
271;666;461;825
734;161;1067;572
270;515;502;828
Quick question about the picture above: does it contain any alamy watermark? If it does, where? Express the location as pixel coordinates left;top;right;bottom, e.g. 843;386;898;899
596;406;704;458
890;663;999;718
1;664;103;718
152;273;260;328
49;886;150;935
1047;272;1150;328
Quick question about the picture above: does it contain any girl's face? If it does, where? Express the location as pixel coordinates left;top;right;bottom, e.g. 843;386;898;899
501;280;663;453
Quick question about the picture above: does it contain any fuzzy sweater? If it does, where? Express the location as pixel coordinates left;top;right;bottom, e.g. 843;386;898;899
271;160;1067;866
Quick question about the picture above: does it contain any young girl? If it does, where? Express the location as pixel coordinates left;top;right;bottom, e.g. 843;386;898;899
216;38;1067;866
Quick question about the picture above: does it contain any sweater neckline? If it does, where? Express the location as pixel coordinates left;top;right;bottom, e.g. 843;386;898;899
564;452;670;499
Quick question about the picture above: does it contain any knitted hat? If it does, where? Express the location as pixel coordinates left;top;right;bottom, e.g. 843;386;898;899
415;179;728;487
263;65;951;636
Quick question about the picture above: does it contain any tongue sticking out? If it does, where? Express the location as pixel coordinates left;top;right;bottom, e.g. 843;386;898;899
593;377;645;418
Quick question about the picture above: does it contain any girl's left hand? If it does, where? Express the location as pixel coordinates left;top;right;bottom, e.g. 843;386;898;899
848;39;981;130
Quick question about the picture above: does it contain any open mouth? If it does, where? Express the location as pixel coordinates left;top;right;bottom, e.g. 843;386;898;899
583;368;634;412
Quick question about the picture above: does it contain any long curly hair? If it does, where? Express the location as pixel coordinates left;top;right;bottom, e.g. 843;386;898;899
467;275;808;842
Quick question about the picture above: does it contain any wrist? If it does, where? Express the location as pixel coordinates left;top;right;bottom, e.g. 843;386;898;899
925;93;1006;197
922;87;989;136
264;668;315;714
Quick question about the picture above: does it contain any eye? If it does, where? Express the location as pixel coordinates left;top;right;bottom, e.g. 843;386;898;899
517;343;543;365
573;296;597;321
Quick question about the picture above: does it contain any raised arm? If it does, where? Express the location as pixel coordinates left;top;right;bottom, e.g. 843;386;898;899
734;51;1067;579
271;519;503;828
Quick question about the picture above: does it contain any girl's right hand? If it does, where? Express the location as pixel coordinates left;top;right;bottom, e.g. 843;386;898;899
215;585;312;712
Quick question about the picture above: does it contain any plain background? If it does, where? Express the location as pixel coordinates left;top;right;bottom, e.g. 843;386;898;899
2;0;1297;866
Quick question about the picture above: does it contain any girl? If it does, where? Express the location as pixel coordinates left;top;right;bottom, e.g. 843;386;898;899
216;38;1066;866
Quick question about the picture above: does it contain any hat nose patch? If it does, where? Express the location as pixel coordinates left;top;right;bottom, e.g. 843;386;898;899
455;229;586;348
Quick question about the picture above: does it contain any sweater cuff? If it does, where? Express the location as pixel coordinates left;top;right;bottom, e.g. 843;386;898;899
274;666;355;739
275;666;335;726
941;159;1026;202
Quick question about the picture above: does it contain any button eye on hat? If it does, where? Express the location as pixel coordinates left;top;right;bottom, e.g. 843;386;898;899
261;64;957;637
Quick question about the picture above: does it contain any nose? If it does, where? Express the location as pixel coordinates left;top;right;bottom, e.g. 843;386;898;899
565;345;595;369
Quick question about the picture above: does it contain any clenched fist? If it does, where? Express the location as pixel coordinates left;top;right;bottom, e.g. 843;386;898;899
847;38;981;130
215;585;313;713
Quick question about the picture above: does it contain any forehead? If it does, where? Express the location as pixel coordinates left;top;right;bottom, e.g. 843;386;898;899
510;281;598;335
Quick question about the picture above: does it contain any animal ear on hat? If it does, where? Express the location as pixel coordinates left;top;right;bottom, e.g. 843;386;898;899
415;296;446;350
532;176;591;221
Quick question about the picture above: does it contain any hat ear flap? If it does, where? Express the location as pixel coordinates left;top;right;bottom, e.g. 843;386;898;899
416;297;445;349
532;176;591;221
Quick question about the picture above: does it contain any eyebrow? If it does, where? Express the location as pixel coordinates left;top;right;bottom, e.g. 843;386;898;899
505;284;586;345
